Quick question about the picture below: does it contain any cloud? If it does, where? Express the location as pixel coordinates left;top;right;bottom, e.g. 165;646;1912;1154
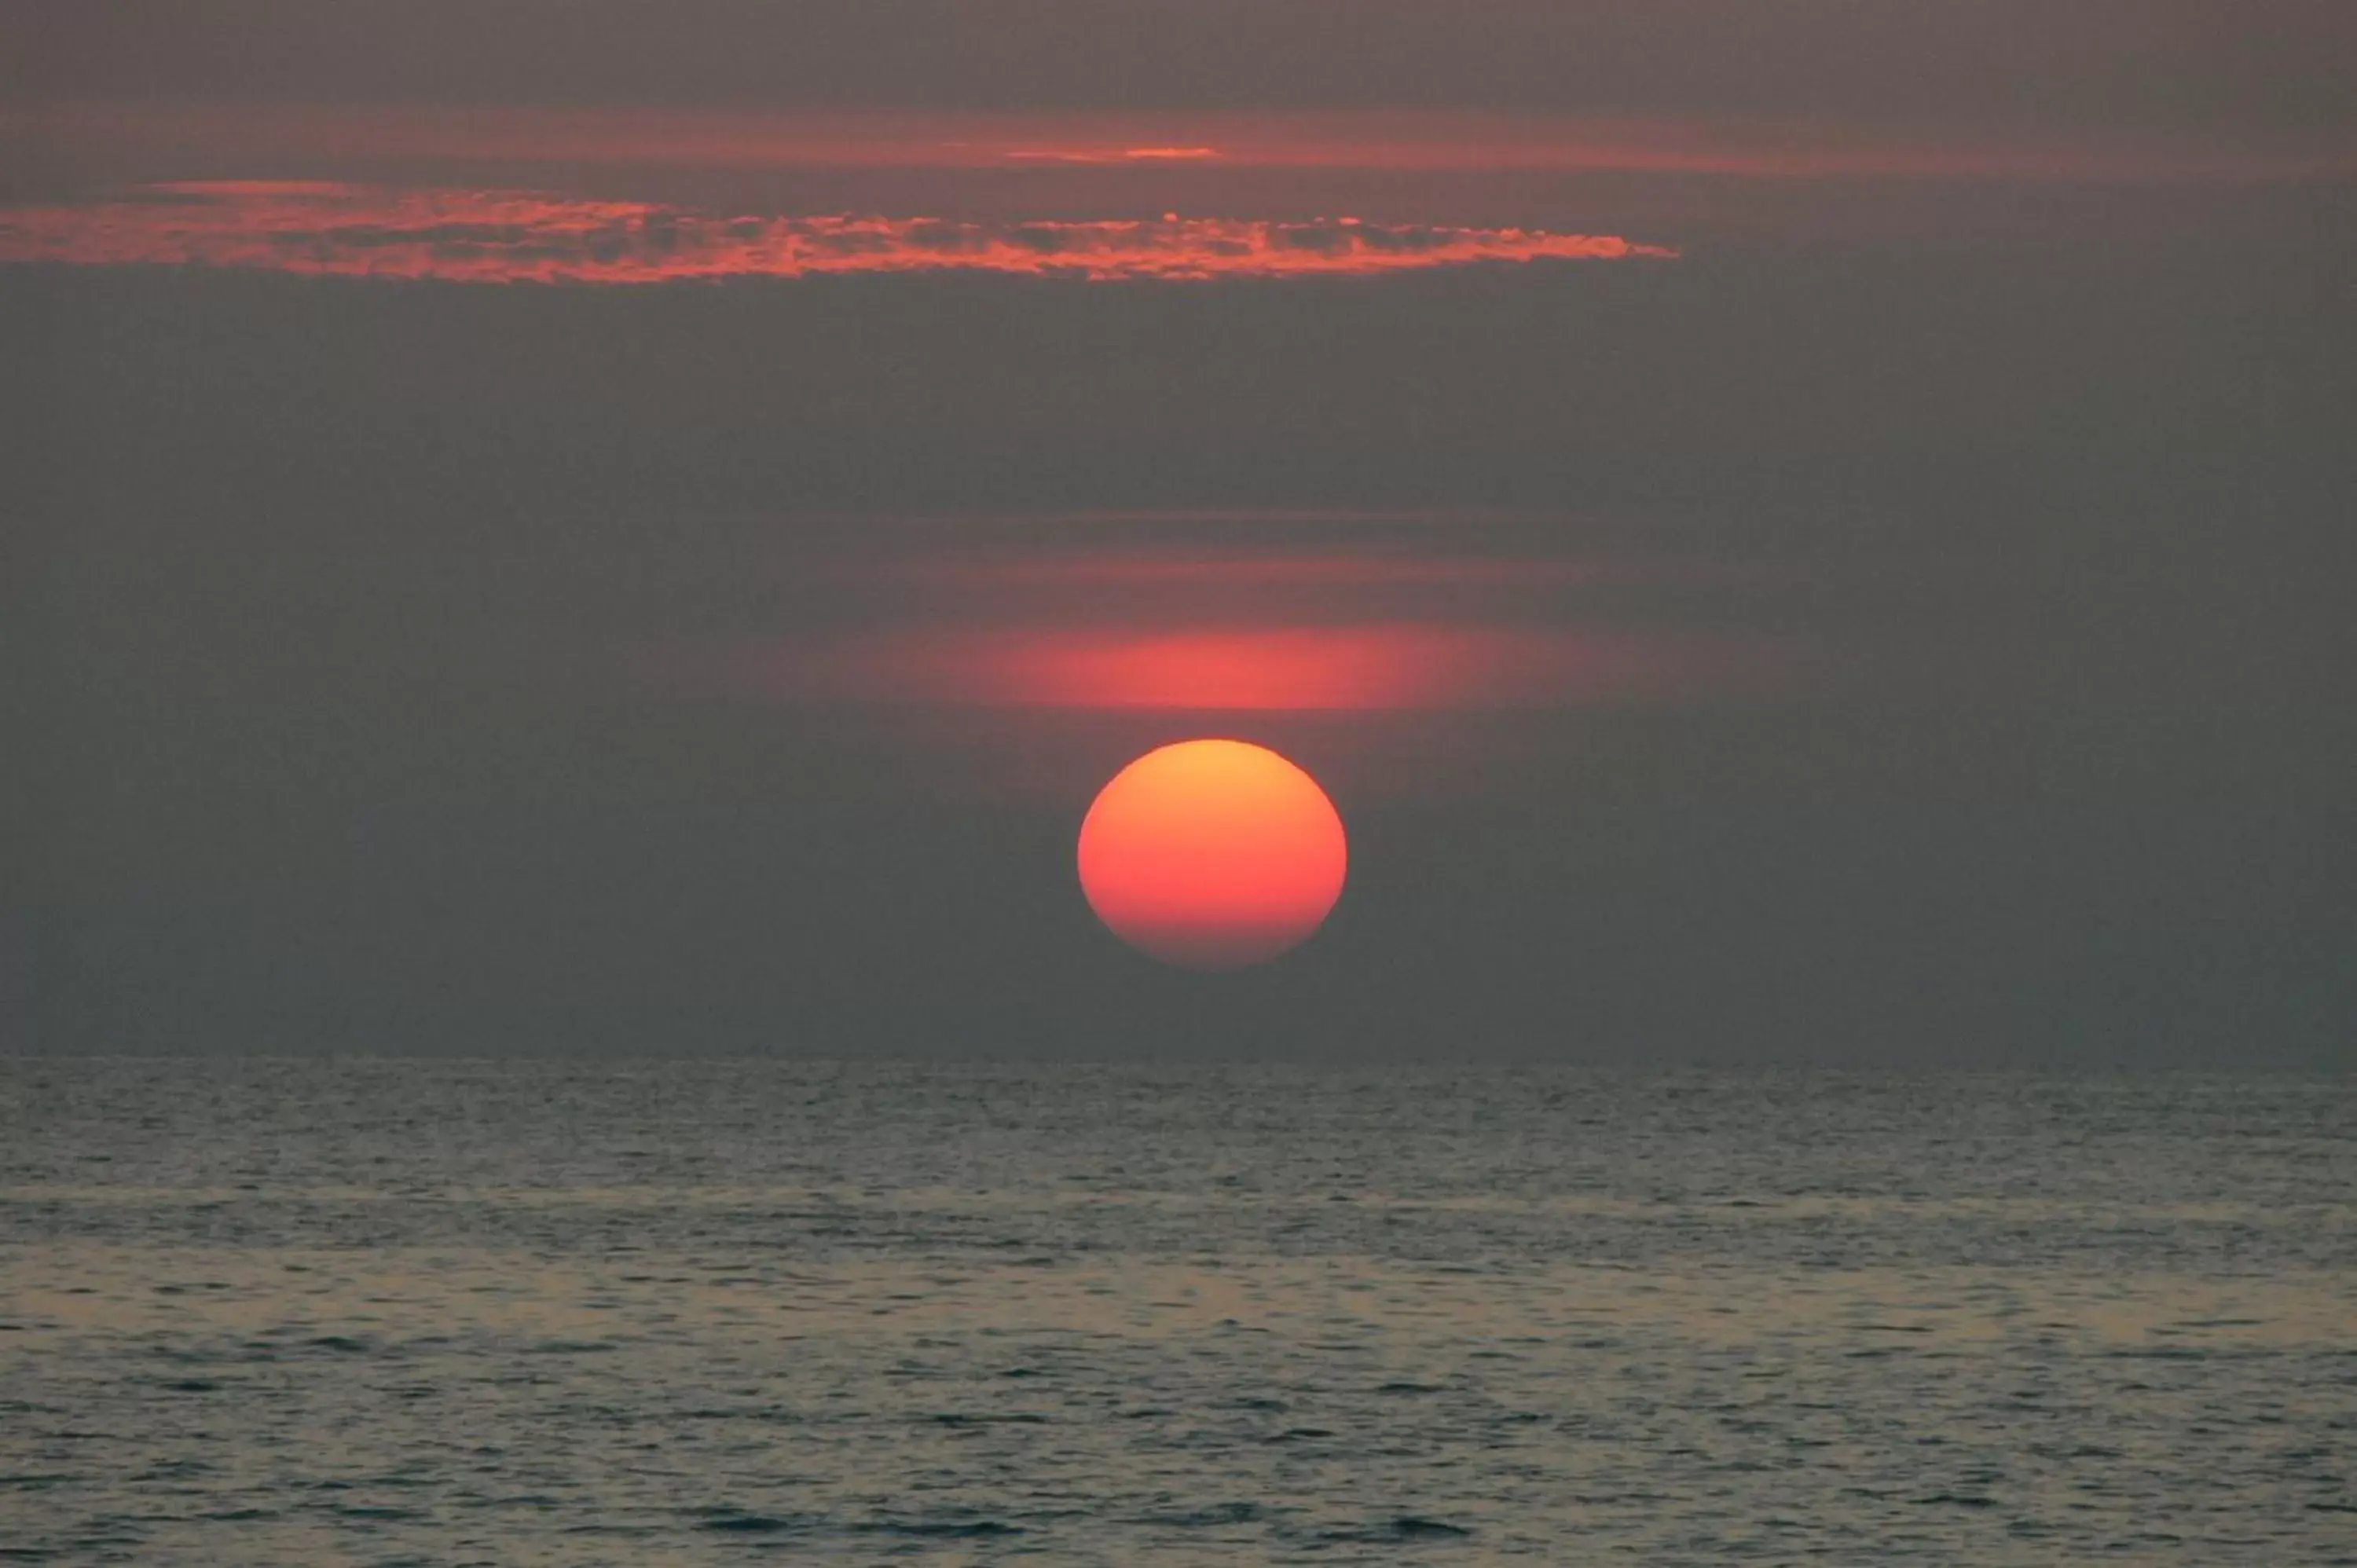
764;624;1780;711
1003;145;1226;164
633;525;1797;713
0;181;1673;283
16;104;2348;186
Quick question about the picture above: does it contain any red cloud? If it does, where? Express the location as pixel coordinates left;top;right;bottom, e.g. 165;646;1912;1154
15;105;2344;185
0;183;1673;284
741;624;1783;712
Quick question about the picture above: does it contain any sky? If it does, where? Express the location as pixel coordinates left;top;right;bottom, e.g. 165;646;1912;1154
5;2;2353;1064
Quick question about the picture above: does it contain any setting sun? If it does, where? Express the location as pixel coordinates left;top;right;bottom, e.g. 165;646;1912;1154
1077;740;1347;970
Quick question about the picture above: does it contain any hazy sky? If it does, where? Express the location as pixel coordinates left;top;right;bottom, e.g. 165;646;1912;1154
6;4;2352;1064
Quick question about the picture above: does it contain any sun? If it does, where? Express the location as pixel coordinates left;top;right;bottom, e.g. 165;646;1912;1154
1077;739;1347;970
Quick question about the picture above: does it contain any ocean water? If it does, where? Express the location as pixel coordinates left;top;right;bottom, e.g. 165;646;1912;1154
0;1061;2351;1565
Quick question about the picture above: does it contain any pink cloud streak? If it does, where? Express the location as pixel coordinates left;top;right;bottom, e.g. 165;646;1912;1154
0;181;1673;283
724;623;1787;713
16;105;2346;185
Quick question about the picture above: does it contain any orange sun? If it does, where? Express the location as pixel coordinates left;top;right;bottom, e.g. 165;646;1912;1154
1077;739;1347;970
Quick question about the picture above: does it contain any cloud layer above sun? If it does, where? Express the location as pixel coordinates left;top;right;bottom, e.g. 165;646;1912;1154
625;519;1803;716
0;181;1672;284
748;623;1781;712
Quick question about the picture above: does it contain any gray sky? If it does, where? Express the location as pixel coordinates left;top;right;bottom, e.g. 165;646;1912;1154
11;2;2355;137
6;3;2353;1064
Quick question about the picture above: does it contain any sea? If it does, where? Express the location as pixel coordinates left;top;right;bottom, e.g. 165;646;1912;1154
1;1060;2351;1565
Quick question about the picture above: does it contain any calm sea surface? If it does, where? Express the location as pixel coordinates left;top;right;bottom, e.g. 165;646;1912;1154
1;1061;2351;1564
